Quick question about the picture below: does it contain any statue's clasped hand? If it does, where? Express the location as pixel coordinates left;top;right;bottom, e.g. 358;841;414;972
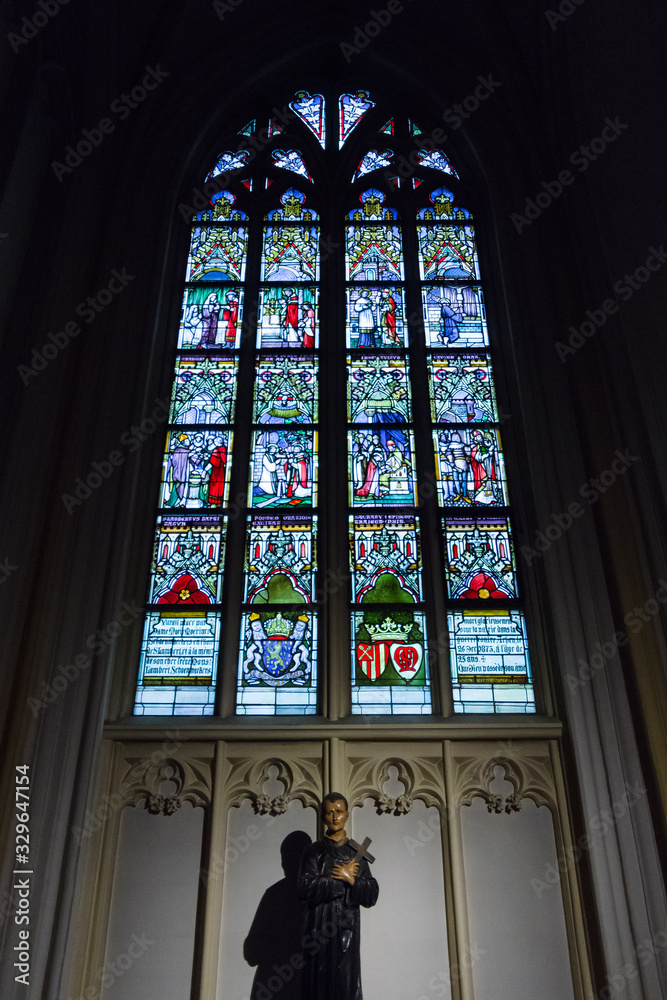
330;860;359;885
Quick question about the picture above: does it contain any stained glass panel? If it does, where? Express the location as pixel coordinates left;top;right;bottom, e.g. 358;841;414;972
345;226;403;281
249;429;317;508
254;356;317;424
416;150;459;179
447;610;535;713
271;149;312;181
160;429;232;509
428;352;498;423
169;357;237;425
192;189;248;224
347;188;398;221
421;284;488;348
347;355;411;423
353;150;392;181
237;611;318;715
186;225;248;282
262;226;319;281
289;91;325;148
245;514;315;603
350;513;422;602
434;429;508;507
346;286;406;348
409;119;423;136
417;188;471;221
149;515;225;605
339;90;375;147
178;287;242;349
206;150;251;181
379;119;394;135
265;189;318;221
351;610;431;714
349;429;416;506
257;287;319;348
135;611;221;716
417;225;479;281
444;517;517;599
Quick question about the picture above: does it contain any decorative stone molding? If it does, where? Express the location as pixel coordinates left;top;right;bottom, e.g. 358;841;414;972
448;740;557;814
345;743;446;812
118;741;215;812
220;745;323;813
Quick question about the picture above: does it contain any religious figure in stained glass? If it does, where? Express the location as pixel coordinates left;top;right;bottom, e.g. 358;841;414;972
349;430;415;506
257;287;318;348
346;287;405;348
250;429;316;508
160;430;231;508
421;284;487;348
434;429;507;506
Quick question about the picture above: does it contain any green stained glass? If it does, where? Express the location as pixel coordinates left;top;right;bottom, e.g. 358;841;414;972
257;287;318;348
262;225;319;281
254;356;317;424
179;287;242;349
444;516;517;599
417;224;479;281
350;513;422;602
186;224;248;282
245;514;315;603
169;357;237;425
347;354;411;423
345;226;403;281
428;352;498;423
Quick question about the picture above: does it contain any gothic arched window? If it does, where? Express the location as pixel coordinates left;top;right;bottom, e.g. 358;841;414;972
133;89;536;719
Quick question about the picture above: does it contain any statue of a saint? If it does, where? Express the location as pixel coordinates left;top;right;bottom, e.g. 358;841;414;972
297;793;378;1000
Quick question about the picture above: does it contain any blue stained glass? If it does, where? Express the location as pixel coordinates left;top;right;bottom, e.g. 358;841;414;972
169;357;237;425
178;287;242;349
416;150;459;179
206;150;251;182
353;150;393;181
347;188;398;221
257;286;319;349
422;284;488;348
237;611;318;716
417;188;471;221
271;149;312;181
349;429;416;506
265;189;318;222
249;429;317;508
448;610;535;714
238;120;255;136
409;119;424;136
192;189;247;223
149;515;225;605
417;224;479;281
245;514;316;603
434;429;508;507
379;119;394;135
186;224;248;282
428;352;498;423
444;516;517;599
346;286;407;349
160;429;232;509
339;90;376;147
290;92;325;147
254;356;318;424
347;355;411;423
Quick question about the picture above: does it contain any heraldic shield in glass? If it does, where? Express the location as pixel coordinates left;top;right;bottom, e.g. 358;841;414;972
351;611;431;715
238;611;318;715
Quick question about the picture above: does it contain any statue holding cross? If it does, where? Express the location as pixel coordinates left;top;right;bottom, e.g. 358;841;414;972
297;792;379;1000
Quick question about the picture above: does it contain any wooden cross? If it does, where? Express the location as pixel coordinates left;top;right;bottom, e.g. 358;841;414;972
349;836;375;865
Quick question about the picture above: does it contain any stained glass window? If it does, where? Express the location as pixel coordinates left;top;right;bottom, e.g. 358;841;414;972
135;88;536;718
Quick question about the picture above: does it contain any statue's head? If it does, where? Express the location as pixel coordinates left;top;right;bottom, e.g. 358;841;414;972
321;792;349;834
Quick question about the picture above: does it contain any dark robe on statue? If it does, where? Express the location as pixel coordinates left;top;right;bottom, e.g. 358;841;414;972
297;836;379;1000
